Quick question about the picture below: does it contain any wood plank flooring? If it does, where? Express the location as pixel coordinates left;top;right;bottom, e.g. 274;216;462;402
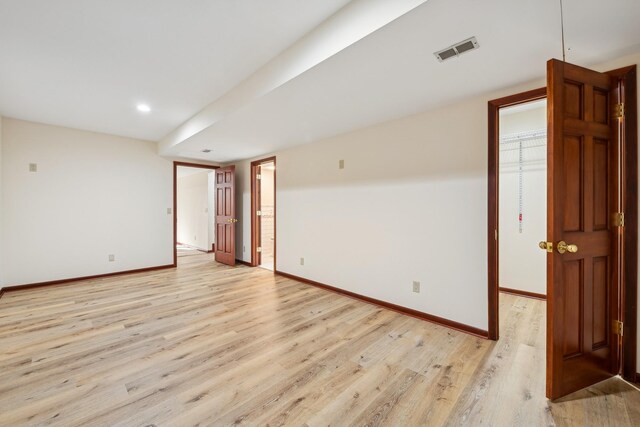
0;253;639;426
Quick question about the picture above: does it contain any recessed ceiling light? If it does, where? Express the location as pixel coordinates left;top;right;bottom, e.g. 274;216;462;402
201;149;212;153
136;103;151;113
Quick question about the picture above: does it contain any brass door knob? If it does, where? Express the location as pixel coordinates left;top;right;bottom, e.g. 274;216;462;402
557;241;578;254
539;241;552;252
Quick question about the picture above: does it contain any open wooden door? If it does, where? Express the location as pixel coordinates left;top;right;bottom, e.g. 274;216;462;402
215;165;236;266
546;59;623;399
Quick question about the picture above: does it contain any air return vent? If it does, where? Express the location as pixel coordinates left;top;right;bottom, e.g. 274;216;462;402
434;37;479;62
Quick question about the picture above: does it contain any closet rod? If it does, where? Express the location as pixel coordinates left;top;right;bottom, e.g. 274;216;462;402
500;129;546;144
499;142;546;152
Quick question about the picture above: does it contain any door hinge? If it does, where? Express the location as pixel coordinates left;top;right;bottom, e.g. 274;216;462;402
256;174;261;180
613;212;625;227
613;320;624;336
614;103;625;119
494;229;498;241
257;247;262;253
257;210;262;216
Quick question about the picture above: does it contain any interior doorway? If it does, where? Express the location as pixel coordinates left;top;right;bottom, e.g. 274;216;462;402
488;87;547;341
498;98;548;300
172;161;219;266
251;157;276;270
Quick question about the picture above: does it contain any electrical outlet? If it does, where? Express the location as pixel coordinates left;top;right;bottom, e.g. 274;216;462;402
243;245;246;252
300;257;305;266
194;235;197;241
339;159;345;169
29;163;38;172
167;208;172;214
109;254;115;262
413;281;420;293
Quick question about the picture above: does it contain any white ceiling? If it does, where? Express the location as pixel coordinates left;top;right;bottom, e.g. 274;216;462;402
0;0;351;140
173;0;640;162
1;0;639;162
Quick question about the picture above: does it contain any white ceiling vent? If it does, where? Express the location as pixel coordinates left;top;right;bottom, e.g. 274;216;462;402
434;37;479;62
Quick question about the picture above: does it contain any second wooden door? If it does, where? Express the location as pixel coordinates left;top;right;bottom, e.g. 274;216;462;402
215;166;236;266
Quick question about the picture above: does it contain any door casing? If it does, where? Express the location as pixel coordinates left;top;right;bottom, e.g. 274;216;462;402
250;156;277;269
487;87;547;339
172;161;219;266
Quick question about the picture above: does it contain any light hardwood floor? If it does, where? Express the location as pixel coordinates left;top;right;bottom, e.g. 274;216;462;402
0;253;638;426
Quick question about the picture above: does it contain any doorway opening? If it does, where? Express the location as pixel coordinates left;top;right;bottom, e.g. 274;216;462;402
488;87;547;340
498;97;548;300
172;161;219;266
251;157;276;270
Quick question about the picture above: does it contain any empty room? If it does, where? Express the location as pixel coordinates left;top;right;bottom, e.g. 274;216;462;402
1;0;640;426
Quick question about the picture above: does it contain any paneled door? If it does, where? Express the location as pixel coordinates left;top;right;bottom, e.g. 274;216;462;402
215;165;236;266
546;59;623;399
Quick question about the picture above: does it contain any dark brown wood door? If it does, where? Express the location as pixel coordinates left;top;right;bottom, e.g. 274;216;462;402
215;165;236;266
546;59;621;399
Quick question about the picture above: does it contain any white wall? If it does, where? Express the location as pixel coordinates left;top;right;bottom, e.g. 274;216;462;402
1;118;173;286
235;95;492;330
499;104;547;295
177;170;212;251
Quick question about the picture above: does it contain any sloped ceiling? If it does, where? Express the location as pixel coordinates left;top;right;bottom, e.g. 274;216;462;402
168;0;640;162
